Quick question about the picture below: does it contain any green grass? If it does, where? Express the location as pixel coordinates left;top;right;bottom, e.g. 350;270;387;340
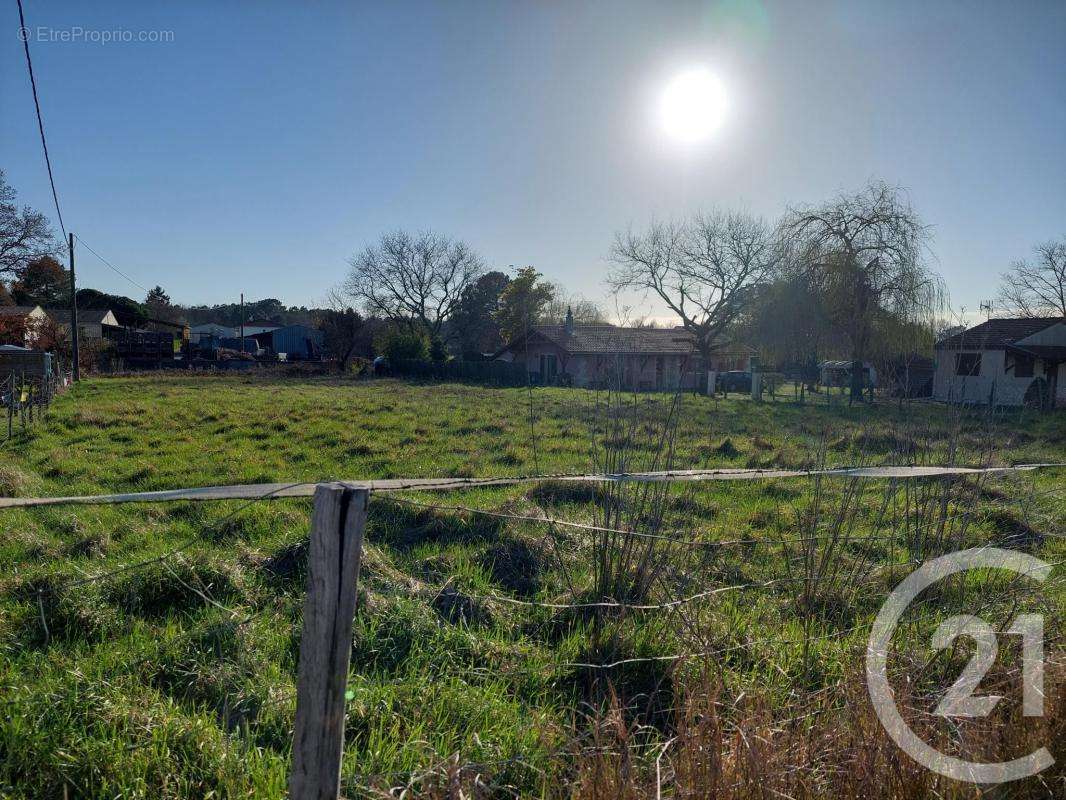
0;374;1063;798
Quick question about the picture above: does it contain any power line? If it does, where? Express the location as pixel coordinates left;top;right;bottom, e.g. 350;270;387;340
73;234;149;294
16;0;66;241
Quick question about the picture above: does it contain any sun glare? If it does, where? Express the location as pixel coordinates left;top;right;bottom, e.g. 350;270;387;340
659;68;728;144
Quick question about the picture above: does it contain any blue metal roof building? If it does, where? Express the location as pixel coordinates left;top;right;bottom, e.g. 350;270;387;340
267;325;324;360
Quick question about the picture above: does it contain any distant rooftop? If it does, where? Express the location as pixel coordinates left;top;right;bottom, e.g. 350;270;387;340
0;305;43;317
499;324;752;356
937;317;1062;350
46;308;117;326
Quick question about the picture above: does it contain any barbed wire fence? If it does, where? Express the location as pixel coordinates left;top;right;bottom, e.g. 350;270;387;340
2;461;1063;798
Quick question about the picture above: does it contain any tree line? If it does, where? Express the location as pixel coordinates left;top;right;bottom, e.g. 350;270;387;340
3;167;1064;395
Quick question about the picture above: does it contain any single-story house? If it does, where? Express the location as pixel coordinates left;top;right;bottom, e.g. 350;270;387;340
0;305;49;346
819;360;878;389
493;312;754;390
933;316;1066;407
46;308;121;340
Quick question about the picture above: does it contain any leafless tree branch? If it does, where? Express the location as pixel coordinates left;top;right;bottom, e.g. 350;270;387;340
997;237;1066;317
343;230;484;338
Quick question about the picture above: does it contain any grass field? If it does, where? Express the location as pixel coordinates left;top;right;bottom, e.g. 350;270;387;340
0;375;1063;798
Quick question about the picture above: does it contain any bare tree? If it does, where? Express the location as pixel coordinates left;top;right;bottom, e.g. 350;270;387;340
787;181;943;401
998;237;1066;317
609;210;782;392
314;288;367;372
344;230;484;339
544;285;605;325
0;170;59;280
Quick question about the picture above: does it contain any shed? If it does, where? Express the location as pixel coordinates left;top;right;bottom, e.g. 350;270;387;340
190;323;237;344
0;346;54;378
819;360;878;388
261;324;324;360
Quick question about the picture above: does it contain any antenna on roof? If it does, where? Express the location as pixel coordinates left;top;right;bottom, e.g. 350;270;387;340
979;300;994;319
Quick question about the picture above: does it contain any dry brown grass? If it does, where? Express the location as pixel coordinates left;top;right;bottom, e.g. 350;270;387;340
367;657;1064;799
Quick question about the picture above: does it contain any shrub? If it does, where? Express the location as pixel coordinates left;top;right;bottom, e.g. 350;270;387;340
379;327;430;361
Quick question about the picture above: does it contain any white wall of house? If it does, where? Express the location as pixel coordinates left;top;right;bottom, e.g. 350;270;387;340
933;348;1059;406
22;307;49;346
934;321;1066;406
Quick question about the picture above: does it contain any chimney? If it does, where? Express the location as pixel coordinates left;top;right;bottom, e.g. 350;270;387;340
564;305;574;335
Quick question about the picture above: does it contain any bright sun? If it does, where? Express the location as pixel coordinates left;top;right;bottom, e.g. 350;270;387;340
659;68;728;144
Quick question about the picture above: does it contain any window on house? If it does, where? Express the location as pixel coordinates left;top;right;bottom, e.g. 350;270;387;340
1009;353;1035;378
955;353;981;376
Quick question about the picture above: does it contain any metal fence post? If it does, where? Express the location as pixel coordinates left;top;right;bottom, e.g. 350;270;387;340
289;482;368;800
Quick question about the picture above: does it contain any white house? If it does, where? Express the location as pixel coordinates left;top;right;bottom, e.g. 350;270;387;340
494;310;754;391
0;305;49;346
933;317;1066;407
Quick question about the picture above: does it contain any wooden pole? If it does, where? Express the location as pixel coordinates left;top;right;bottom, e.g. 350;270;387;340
69;233;80;382
289;482;368;800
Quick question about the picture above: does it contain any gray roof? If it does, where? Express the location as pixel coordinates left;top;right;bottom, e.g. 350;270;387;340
500;324;752;357
0;305;42;317
937;317;1062;350
46;308;115;326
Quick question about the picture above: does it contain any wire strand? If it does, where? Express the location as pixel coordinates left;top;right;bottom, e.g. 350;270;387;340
73;234;149;293
16;0;66;241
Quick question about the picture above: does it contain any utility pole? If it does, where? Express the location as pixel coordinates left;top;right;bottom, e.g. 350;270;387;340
69;232;80;381
240;292;245;353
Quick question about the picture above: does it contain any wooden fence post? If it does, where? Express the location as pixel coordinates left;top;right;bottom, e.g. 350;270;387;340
289;482;368;800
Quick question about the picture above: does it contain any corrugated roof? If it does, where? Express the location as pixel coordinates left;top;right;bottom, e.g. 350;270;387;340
937;317;1062;350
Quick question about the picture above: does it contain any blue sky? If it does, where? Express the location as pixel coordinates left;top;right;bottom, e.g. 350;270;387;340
3;1;1064;319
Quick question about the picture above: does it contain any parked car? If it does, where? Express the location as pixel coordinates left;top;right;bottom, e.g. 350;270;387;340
717;370;752;392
